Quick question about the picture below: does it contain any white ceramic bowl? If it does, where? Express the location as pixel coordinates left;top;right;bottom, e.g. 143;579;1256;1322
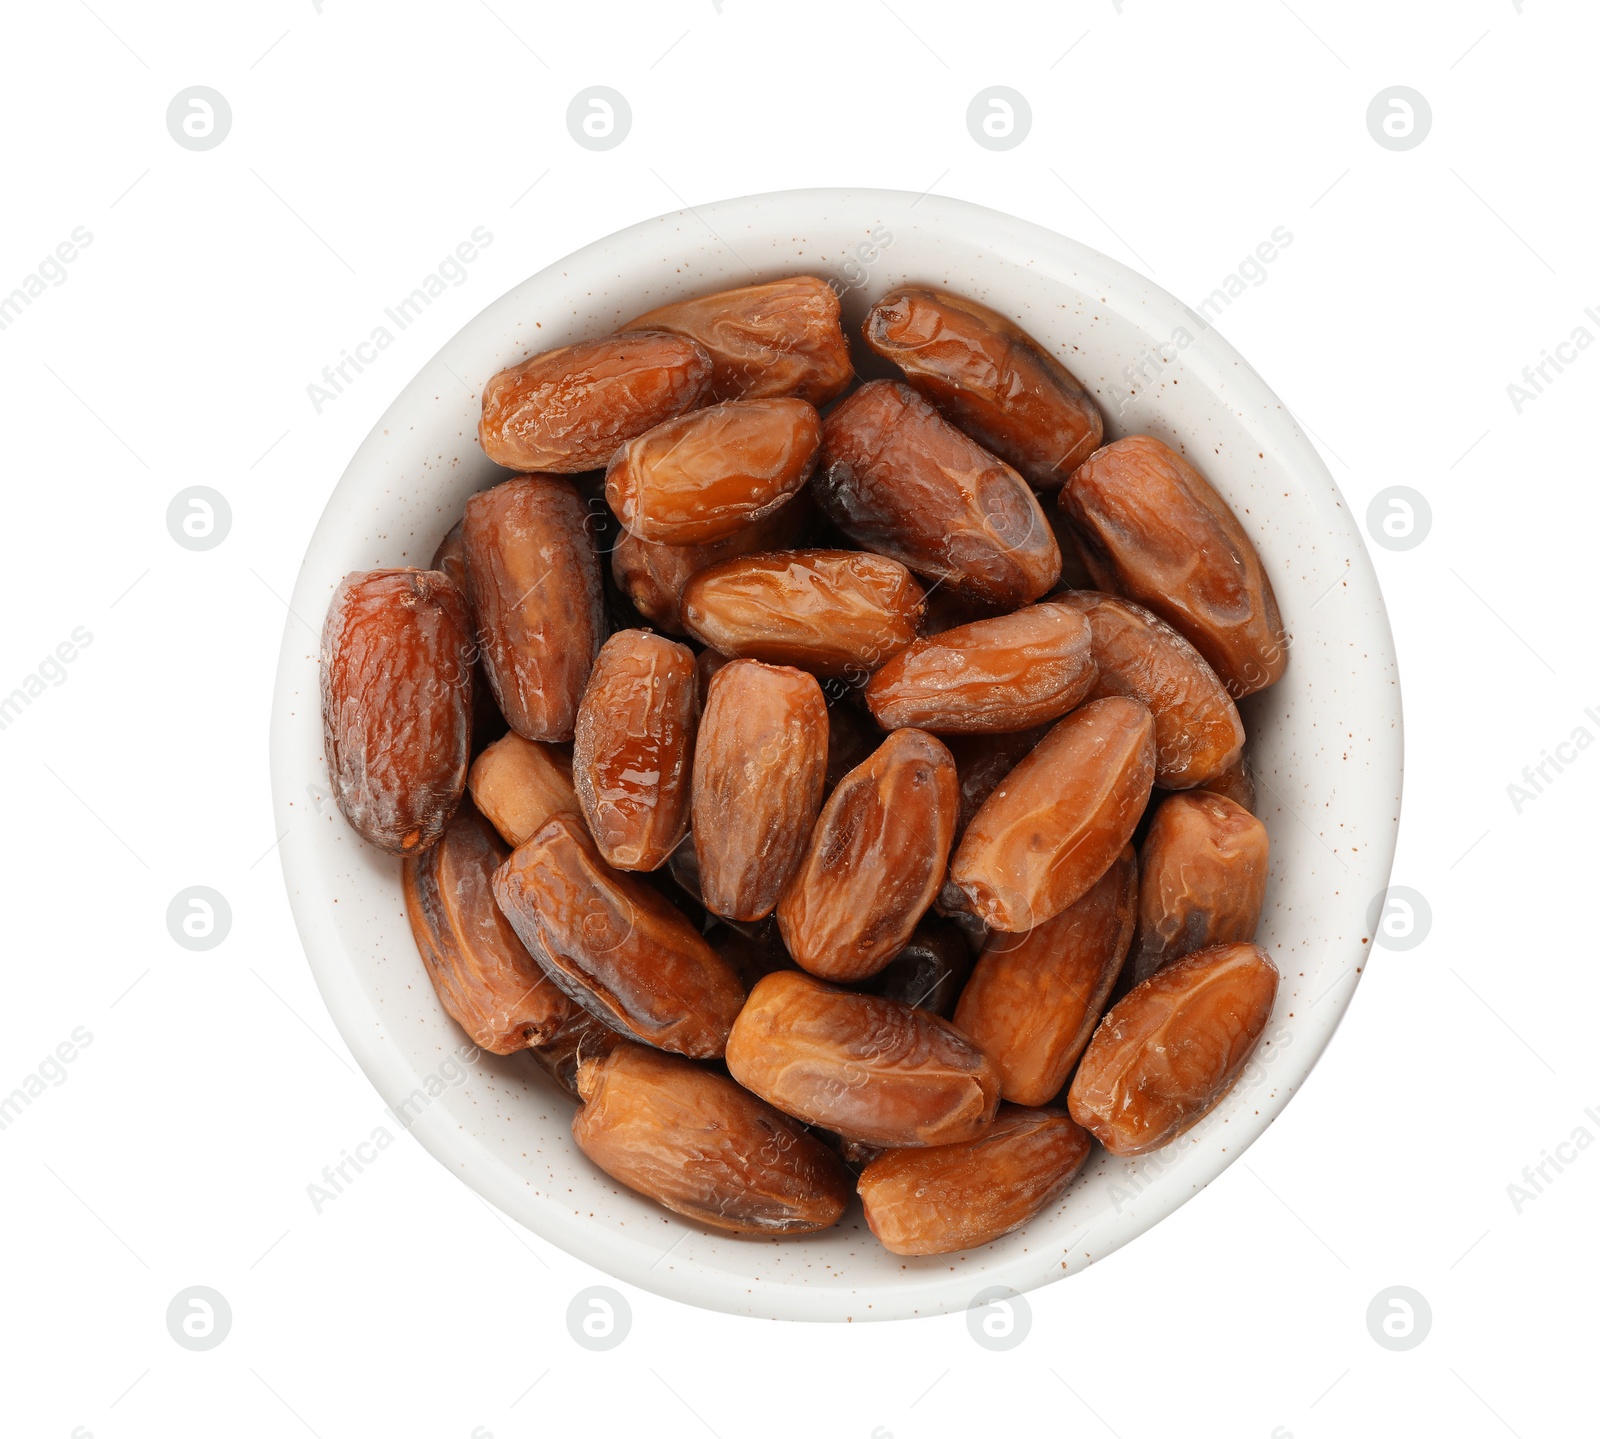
269;188;1402;1322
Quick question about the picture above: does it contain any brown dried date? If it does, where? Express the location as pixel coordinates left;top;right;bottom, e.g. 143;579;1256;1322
1067;941;1279;1155
1057;589;1244;788
404;803;575;1053
862;286;1103;488
776;728;959;981
868;916;974;1020
692;659;828;921
573;1042;852;1233
681;549;923;678
945;696;1155;931
857;1104;1092;1256
492;813;745;1058
1129;791;1269;987
620;276;854;407
864;601;1096;734
432;521;508;753
1062;436;1287;697
725;970;1000;1147
467;731;577;848
815;379;1061;608
477;331;712;472
952;845;1136;1105
573;630;698;871
320;568;473;855
610;489;815;635
462;476;604;742
605;398;822;545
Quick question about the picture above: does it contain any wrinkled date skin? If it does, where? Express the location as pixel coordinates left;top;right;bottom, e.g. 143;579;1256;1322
857;1104;1092;1256
864;601;1096;734
1201;751;1256;813
1068;941;1279;1155
492;813;746;1058
573;630;698;871
816;380;1062;608
869;916;975;1020
777;729;959;981
681;549;924;678
862;286;1104;489
946;725;1050;840
432;522;509;753
725;970;1001;1147
621;276;854;407
528;1007;620;1100
572;1042;853;1233
1058;590;1244;788
403;803;575;1053
463;476;604;742
946;696;1155;932
1129;792;1269;987
610;489;815;634
693;660;828;921
953;846;1137;1105
477;331;712;472
605;398;822;545
320;568;473;855
1062;436;1288;697
467;731;577;848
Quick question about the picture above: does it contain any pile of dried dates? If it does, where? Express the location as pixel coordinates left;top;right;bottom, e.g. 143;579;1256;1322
320;274;1289;1257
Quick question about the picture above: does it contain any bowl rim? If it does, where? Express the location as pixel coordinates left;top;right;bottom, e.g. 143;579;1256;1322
269;185;1403;1322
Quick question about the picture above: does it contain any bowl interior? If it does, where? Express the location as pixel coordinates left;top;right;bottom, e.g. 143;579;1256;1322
269;188;1401;1322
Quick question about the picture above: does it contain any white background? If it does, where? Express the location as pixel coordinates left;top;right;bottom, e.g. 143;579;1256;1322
1;1;1592;1435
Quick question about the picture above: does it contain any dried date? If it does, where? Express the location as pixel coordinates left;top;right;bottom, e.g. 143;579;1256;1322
692;659;829;921
320;568;473;855
776;728;959;981
725;970;1001;1147
462;475;604;742
467;731;577;848
573;629;698;871
493;813;745;1058
862;286;1103;488
1067;941;1279;1155
478;331;712;472
573;1042;852;1233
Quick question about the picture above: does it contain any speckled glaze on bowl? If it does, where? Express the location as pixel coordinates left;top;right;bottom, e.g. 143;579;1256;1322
268;189;1402;1323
